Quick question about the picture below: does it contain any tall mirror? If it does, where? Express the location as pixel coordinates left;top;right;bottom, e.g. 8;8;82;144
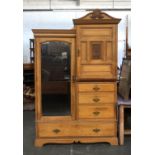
41;41;71;116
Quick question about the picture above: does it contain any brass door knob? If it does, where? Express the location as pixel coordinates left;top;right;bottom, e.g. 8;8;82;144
93;111;100;116
93;97;100;102
52;129;61;134
93;128;101;133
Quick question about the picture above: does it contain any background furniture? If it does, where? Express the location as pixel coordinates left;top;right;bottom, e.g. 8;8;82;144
118;100;131;145
33;10;121;147
30;39;35;63
23;38;35;110
23;63;35;110
118;58;131;100
23;63;34;86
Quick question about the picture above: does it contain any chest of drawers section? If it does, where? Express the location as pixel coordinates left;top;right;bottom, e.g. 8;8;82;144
77;82;117;120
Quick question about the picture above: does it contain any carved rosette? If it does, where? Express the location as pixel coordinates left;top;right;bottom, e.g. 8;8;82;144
91;9;104;19
73;9;121;25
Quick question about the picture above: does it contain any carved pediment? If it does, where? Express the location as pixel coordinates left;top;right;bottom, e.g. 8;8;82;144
73;9;121;25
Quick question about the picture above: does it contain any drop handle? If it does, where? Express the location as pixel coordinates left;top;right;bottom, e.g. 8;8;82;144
93;111;100;116
93;128;101;133
93;97;100;102
93;86;100;91
52;129;61;134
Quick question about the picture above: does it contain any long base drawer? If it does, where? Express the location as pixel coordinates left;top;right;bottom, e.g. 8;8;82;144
37;122;116;138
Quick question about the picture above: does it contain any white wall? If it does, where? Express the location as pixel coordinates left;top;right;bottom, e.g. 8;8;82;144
23;10;131;67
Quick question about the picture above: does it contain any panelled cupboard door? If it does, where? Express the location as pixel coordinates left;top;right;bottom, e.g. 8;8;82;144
76;25;117;80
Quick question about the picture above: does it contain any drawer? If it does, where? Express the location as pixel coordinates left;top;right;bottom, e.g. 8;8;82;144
37;122;116;138
78;92;115;104
38;123;77;138
78;105;115;119
78;122;116;137
78;83;115;92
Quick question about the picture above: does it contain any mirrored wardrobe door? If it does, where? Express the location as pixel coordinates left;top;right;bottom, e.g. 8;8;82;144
41;41;71;116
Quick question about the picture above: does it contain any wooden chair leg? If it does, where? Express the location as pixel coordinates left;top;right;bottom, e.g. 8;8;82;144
119;106;124;145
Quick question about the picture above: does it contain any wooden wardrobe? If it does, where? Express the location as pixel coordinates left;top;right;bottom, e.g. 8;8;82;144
33;10;121;147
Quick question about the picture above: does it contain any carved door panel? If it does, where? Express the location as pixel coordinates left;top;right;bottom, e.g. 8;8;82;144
76;25;117;80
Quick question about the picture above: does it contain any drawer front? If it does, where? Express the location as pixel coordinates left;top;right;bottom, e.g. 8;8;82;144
37;122;116;138
78;122;116;137
78;83;116;92
38;123;77;138
78;92;115;104
78;105;115;119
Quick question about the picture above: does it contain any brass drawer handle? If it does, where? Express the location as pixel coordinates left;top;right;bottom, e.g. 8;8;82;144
52;129;61;134
93;86;100;91
93;128;101;133
93;111;100;116
93;97;100;102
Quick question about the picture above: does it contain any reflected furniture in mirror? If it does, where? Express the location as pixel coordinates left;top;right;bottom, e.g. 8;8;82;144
33;10;121;147
41;41;71;116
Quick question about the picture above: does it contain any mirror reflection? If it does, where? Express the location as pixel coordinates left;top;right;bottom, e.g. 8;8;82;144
41;41;71;116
